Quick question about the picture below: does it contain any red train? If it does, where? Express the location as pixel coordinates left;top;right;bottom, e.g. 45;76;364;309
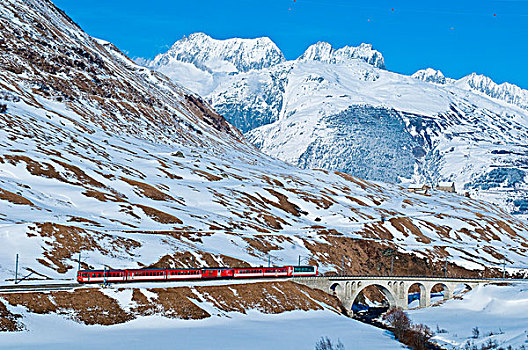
77;265;318;284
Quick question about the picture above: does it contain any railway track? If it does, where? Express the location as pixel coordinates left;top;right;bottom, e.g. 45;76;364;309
0;283;81;293
0;276;526;294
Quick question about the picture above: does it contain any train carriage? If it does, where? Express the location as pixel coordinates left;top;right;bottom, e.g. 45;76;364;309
166;269;202;280
262;266;290;277
201;268;234;279
77;269;127;283
292;266;317;277
126;269;167;282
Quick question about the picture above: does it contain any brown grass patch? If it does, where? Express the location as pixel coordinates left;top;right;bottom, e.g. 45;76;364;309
67;216;103;227
389;217;431;243
360;222;395;240
335;171;374;190
36;223;140;273
1;156;107;192
0;300;24;332
260;175;284;187
260;214;285;230
193;169;223;182
262;189;305;217
53;160;106;188
159;168;183;180
303;236;482;277
285;188;335;209
195;281;331;314
147;251;251;269
3;155;64;181
243;237;283;254
346;196;369;207
136;288;210;320
83;189;125;202
2;290;132;326
136;204;183;224
120;177;177;202
0;188;33;206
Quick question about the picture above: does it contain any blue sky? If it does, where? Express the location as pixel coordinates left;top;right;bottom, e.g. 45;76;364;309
54;0;528;88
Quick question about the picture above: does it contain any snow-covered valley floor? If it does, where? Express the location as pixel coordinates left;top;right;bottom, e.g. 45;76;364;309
409;283;528;349
0;310;402;350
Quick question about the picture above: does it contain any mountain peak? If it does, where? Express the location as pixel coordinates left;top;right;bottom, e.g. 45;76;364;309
297;41;385;69
412;68;451;84
457;73;528;110
150;32;285;74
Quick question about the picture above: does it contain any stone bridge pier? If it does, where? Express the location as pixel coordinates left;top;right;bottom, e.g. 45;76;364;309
292;277;484;314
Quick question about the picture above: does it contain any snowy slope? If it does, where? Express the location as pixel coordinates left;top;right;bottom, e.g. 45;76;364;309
409;283;528;349
150;34;528;216
0;299;402;349
1;0;528;287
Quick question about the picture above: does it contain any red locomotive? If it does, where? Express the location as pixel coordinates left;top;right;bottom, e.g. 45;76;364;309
77;265;318;284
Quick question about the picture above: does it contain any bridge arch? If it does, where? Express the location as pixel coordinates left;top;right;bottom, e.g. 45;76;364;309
453;283;474;295
350;282;396;311
408;282;427;308
430;282;451;301
329;282;342;296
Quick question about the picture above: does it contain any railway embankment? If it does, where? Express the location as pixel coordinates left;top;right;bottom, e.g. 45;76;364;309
0;281;342;331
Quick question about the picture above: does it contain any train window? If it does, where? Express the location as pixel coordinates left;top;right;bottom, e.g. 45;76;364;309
294;267;314;272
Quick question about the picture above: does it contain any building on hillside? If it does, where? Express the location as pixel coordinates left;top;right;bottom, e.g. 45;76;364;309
407;183;429;195
436;181;456;193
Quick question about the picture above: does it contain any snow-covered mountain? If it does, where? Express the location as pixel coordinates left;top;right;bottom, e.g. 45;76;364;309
2;0;528;286
147;32;285;96
149;34;528;216
297;41;385;69
413;69;528;110
456;73;528;110
411;68;453;85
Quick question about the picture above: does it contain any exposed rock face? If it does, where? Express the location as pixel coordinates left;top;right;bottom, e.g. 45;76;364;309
412;68;451;84
298;41;385;69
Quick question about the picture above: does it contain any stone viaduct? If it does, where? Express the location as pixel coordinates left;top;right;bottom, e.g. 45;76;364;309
292;276;488;313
